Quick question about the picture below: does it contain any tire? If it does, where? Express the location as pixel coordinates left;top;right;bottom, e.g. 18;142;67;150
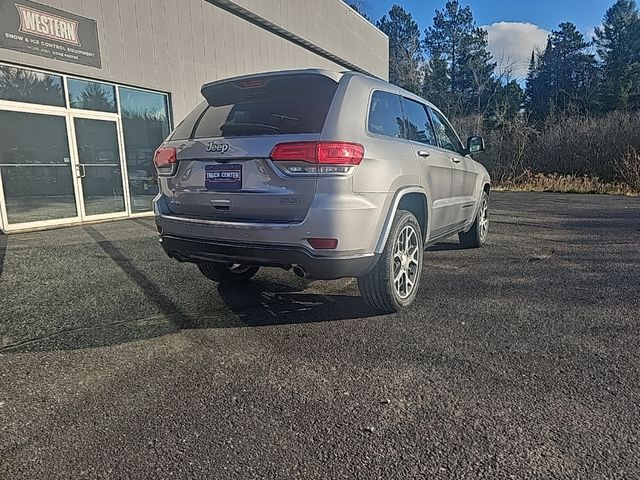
459;191;489;248
197;262;260;284
358;210;423;313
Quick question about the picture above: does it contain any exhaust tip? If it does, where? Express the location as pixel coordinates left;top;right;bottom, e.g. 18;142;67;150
292;265;307;278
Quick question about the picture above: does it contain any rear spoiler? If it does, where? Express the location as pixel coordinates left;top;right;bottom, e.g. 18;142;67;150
201;70;343;107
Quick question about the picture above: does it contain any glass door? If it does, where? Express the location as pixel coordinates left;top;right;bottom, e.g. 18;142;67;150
70;115;128;219
0;109;81;228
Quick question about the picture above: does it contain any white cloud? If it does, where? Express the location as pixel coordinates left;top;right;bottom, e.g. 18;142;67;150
484;22;550;79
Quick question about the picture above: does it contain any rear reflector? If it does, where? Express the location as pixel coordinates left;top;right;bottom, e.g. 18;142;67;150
153;147;177;168
307;238;338;249
270;141;364;165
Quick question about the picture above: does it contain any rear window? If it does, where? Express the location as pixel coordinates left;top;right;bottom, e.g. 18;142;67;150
173;74;338;140
170;102;207;140
367;90;404;138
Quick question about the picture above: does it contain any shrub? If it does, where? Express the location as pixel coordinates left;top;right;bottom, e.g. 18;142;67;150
453;111;640;193
614;147;640;191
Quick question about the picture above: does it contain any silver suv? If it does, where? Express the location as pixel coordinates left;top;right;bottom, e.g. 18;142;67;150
153;69;490;312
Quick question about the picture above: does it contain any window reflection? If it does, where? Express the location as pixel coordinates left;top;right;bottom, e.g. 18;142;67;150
403;98;437;146
0;110;77;224
74;118;126;216
368;91;405;138
0;64;172;223
68;78;117;112
0;65;65;107
119;87;170;213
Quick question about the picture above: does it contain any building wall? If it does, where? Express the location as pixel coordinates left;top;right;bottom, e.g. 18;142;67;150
229;0;388;79
0;0;388;123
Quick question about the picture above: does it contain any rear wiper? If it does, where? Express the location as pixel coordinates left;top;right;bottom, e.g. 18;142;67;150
271;113;299;122
220;122;280;133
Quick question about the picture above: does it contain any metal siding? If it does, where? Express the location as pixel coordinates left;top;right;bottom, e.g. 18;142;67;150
231;13;244;76
149;0;171;91
257;22;268;73
182;1;199;118
190;0;207;94
161;0;184;120
241;17;252;74
118;0;143;85
201;2;217;81
82;0;110;78
0;0;388;124
100;0;126;79
212;7;228;79
176;0;196;121
229;0;388;78
135;0;157;87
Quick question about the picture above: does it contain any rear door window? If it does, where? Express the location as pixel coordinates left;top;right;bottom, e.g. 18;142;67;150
367;90;404;139
187;74;338;139
402;98;437;146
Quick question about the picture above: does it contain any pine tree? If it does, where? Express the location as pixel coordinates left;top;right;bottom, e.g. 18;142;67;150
486;80;525;129
376;6;424;94
525;23;597;121
423;0;496;116
347;1;372;22
594;0;640;111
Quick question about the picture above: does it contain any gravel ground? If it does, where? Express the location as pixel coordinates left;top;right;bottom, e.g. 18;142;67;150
0;192;639;479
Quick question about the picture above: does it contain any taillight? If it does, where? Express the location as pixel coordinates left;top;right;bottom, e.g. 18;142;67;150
316;142;364;165
270;142;317;163
153;146;177;175
270;141;364;175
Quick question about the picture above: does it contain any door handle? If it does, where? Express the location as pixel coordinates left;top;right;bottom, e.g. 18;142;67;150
417;150;431;158
76;164;86;178
451;157;462;164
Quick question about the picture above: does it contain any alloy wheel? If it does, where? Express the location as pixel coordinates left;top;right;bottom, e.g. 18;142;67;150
479;198;489;242
392;225;420;299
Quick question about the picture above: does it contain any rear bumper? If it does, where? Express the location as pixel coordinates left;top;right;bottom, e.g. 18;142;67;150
153;192;386;279
159;234;378;280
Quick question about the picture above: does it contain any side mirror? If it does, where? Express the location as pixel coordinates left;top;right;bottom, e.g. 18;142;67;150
467;136;485;154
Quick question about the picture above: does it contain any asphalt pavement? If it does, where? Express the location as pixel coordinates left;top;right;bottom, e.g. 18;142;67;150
1;192;639;479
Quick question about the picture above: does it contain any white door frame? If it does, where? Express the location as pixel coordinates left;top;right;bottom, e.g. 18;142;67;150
0;100;136;232
0;99;83;232
0;61;170;232
68;109;131;223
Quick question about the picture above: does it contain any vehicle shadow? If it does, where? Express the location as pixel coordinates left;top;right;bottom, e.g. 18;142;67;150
426;241;465;252
215;279;381;328
2;275;382;354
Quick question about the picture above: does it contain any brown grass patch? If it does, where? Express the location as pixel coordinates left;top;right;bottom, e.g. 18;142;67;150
493;171;639;196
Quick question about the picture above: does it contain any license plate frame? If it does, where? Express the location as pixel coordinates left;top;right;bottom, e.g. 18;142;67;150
205;164;242;190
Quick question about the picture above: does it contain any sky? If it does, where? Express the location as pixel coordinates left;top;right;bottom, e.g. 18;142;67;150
364;0;615;78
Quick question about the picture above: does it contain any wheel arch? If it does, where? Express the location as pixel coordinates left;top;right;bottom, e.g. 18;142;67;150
374;188;430;254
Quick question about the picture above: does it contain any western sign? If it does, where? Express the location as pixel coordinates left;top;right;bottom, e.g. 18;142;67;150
0;0;101;68
17;4;80;45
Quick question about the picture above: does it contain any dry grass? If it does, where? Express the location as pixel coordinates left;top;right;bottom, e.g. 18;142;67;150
613;147;640;192
493;171;639;196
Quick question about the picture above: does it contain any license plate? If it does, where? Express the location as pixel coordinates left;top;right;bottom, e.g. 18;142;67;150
205;164;242;190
